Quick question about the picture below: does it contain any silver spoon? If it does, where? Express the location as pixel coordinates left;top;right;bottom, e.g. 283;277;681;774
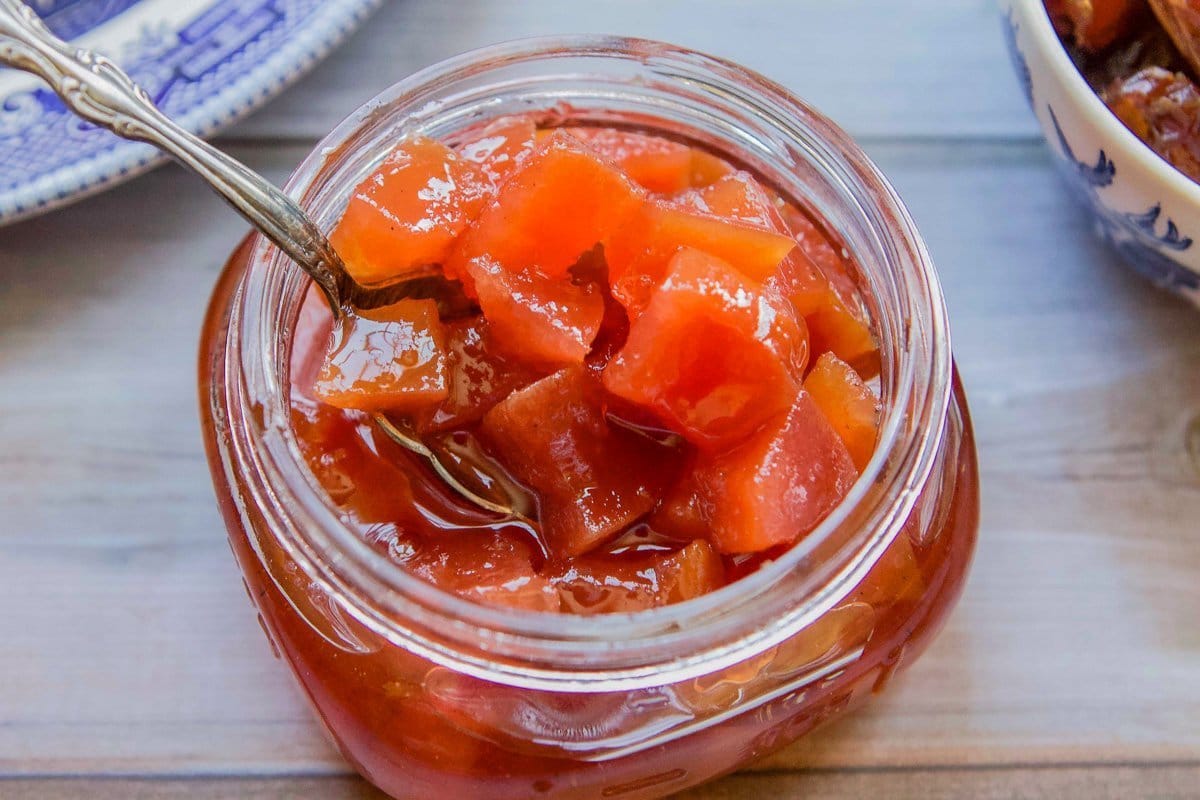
0;0;532;520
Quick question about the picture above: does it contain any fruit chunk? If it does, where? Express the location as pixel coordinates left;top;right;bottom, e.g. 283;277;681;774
553;540;726;613
290;285;336;405
413;315;547;433
766;601;877;679
658;539;727;603
566;127;694;193
807;303;880;378
1047;0;1144;52
693;171;878;378
329;137;491;286
696;170;868;321
404;533;559;612
314;300;448;412
603;248;806;450
649;470;711;543
696;170;854;299
292;404;423;524
805;352;880;470
464;256;605;367
446;132;643;288
697;180;883;379
659;391;858;554
423;670;682;758
605;199;797;317
480;366;678;556
455;115;538;188
688;169;873;345
776;246;857;318
689;147;734;188
778;201;860;304
770;245;878;378
462;573;561;611
849;528;924;611
1147;0;1200;89
695;170;782;231
1106;67;1200;182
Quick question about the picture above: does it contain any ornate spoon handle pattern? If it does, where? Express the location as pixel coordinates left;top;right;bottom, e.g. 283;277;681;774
0;0;528;520
0;0;347;308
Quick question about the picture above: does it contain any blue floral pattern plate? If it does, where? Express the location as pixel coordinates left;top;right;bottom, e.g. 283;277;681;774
0;0;380;225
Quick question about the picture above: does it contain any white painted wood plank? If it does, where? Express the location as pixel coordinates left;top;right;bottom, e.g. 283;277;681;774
223;0;1037;143
1;137;1198;778
7;765;1200;800
681;765;1200;800
0;149;343;776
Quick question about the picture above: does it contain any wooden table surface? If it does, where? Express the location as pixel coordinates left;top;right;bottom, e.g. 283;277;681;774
3;1;1199;798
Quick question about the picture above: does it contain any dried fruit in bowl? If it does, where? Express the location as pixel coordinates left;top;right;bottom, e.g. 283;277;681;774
1106;66;1200;180
1147;0;1200;83
1047;0;1146;51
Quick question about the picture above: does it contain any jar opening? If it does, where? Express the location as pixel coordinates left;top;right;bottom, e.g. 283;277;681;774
221;36;952;689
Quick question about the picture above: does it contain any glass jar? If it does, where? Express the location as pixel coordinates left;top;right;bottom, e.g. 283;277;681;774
199;37;979;800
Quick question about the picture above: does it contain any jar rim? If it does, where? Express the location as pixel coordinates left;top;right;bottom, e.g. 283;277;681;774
221;35;953;689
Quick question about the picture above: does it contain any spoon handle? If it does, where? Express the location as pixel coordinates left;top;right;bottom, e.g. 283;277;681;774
0;1;528;521
0;0;346;306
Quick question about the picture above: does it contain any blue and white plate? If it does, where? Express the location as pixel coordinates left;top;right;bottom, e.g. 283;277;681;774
0;0;381;225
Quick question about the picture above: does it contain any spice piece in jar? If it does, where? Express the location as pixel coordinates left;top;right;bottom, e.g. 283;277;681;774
298;114;889;610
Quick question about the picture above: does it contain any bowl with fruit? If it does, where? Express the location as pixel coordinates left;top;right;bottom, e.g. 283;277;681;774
199;36;979;800
1003;0;1200;304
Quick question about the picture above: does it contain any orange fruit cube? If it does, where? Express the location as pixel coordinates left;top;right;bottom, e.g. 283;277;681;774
330;137;491;286
314;299;448;413
552;539;726;613
603;248;806;450
412;315;547;433
446;131;643;288
480;366;679;556
567;127;694;193
673;390;858;554
455;115;538;188
805;352;881;471
605;199;797;317
464;256;606;367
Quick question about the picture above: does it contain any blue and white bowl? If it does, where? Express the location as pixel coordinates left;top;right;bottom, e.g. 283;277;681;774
0;0;381;226
1002;0;1200;306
